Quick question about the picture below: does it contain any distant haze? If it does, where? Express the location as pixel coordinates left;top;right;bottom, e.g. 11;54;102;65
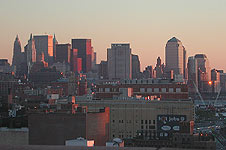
0;0;226;71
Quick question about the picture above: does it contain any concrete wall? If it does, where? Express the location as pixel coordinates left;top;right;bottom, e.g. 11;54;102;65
0;128;28;145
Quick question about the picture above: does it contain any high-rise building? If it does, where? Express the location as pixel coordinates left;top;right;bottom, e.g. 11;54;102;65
165;37;186;78
183;46;187;79
12;35;23;72
70;49;82;73
55;44;71;64
154;57;164;78
34;35;53;64
143;66;154;79
98;61;108;80
71;39;92;73
107;44;132;80
53;34;58;62
25;34;36;74
132;54;141;79
0;59;11;73
187;56;198;93
195;54;211;92
211;69;221;93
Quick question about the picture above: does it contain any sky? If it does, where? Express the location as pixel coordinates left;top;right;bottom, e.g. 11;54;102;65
0;0;226;71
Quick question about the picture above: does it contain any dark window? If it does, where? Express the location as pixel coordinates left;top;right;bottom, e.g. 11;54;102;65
153;120;155;124
149;120;151;124
149;125;155;129
113;120;115;123
122;120;123;123
141;120;143;124
141;125;143;129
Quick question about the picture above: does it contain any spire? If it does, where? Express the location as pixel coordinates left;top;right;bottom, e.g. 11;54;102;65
30;33;32;40
53;33;58;43
16;35;19;40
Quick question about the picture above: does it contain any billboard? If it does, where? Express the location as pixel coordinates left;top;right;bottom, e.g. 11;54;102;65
157;115;186;139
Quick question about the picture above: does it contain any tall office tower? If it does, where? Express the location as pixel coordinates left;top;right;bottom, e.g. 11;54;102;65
12;35;23;69
53;34;58;62
107;44;132;80
143;65;154;79
132;54;141;79
98;61;108;79
34;35;53;64
187;56;198;93
154;57;164;78
195;54;211;92
25;34;36;74
70;49;82;73
211;69;221;93
183;46;187;79
0;59;11;73
71;39;92;73
55;44;71;64
165;37;186;78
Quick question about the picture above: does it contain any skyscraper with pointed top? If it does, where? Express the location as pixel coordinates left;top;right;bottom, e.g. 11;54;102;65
24;33;36;73
12;35;23;70
53;34;58;62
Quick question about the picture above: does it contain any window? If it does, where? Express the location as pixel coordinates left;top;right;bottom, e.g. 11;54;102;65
149;120;151;124
147;88;152;92
112;120;115;123
169;88;174;93
105;88;110;92
145;120;147;124
141;125;143;129
141;120;143;124
149;125;155;129
176;88;181;92
122;120;123;123
154;88;159;92
100;88;103;92
140;88;145;92
161;88;166;93
113;134;115;138
153;120;155;124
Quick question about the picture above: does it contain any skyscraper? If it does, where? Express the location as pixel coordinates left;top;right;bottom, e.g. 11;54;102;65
55;44;71;64
71;39;92;73
34;35;53;64
107;43;132;80
195;54;211;92
154;57;164;78
12;35;22;69
53;34;58;62
25;34;36;73
132;54;141;79
165;37;186;78
187;56;198;93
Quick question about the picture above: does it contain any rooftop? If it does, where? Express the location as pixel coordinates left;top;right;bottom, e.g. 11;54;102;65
167;37;181;43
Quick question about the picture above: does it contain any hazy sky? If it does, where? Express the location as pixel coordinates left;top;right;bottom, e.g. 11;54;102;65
0;0;226;70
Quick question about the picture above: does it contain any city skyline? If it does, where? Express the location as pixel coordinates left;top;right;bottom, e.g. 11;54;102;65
1;0;226;70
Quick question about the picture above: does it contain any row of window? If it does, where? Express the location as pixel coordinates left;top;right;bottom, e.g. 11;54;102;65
141;120;155;124
139;88;181;93
141;125;155;130
99;87;182;93
113;120;156;124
